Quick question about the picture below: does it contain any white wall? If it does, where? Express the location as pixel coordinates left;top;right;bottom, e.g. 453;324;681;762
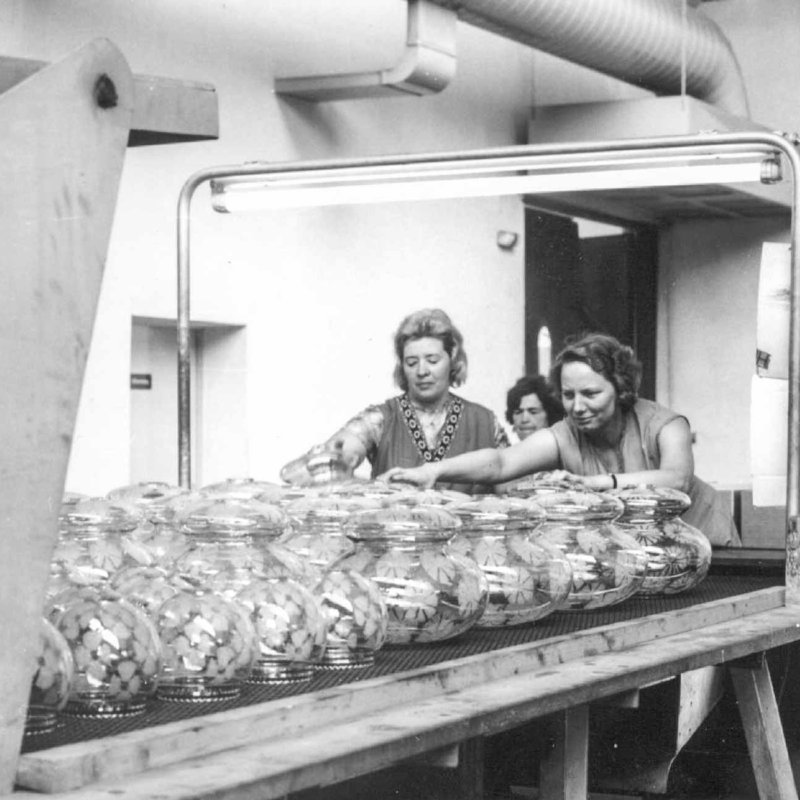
0;0;534;493
657;216;790;489
4;0;800;494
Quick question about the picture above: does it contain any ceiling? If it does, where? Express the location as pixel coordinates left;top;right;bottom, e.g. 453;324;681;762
524;180;792;227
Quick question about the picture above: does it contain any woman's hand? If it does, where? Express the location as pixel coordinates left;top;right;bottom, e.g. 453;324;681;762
380;464;439;489
568;473;610;491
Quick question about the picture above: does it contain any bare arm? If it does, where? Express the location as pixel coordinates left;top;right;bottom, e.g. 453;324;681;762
576;417;694;492
382;428;561;488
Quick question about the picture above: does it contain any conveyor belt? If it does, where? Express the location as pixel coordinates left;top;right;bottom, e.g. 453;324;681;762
22;573;779;753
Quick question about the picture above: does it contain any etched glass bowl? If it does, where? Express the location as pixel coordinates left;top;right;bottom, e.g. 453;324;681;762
282;495;382;582
25;618;74;735
314;567;388;667
533;490;649;610
51;497;143;591
613;486;712;595
105;482;195;568
447;495;572;626
155;586;257;701
200;477;287;504
341;505;487;644
237;577;328;683
50;587;161;717
174;498;300;599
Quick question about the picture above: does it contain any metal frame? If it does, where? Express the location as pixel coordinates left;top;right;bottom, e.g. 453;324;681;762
176;131;800;598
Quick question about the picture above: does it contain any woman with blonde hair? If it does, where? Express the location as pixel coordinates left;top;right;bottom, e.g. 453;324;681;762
281;308;508;494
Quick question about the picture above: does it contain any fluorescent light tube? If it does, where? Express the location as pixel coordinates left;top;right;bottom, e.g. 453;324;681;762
210;156;780;213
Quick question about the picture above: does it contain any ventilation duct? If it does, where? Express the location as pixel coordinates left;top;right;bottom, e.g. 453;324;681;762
428;0;748;116
275;1;457;101
277;0;748;118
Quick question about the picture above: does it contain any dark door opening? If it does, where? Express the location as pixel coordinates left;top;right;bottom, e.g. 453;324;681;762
524;208;657;399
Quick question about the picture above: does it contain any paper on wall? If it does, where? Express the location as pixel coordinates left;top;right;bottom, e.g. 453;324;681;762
750;374;787;506
756;241;791;378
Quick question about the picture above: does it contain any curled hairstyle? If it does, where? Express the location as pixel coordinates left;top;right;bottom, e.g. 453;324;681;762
392;308;468;391
549;332;642;411
505;375;564;426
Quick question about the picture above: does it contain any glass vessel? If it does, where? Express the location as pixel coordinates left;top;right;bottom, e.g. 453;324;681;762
174;498;300;599
283;494;390;666
534;490;649;610
448;495;572;627
392;487;472;507
106;480;190;513
314;566;388;667
200;477;287;504
341;505;488;644
106;481;195;568
25;618;74;735
50;497;144;594
613;486;712;595
51;586;161;717
501;470;577;499
282;495;382;582
312;478;413;504
155;584;258;701
110;565;193;620
236;577;328;682
280;444;355;488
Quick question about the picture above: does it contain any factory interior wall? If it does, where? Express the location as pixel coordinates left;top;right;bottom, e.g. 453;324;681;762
1;0;799;491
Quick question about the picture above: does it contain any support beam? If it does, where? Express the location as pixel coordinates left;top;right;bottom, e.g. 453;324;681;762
0;37;132;793
539;706;589;800
730;654;799;800
0;54;217;145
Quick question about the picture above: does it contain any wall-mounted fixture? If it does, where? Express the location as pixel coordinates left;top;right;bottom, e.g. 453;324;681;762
208;149;782;213
496;230;519;251
275;0;456;101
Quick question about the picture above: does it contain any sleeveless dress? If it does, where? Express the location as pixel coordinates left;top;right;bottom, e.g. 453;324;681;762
368;394;506;495
549;399;740;547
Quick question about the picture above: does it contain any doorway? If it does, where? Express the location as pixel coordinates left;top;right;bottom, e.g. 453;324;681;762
130;318;247;488
524;209;657;398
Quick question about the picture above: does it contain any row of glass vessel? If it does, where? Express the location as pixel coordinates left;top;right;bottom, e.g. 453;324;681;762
28;472;712;736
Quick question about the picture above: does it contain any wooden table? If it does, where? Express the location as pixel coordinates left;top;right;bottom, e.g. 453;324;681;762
12;580;800;800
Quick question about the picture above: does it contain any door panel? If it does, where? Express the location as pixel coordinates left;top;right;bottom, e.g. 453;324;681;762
524;209;656;399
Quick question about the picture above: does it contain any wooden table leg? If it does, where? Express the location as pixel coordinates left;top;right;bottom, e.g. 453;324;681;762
729;653;799;800
457;737;485;800
539;705;589;800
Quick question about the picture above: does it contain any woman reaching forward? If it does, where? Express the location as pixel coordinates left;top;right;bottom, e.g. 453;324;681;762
280;308;508;494
385;332;739;546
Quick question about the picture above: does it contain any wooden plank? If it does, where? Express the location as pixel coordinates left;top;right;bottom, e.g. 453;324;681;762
15;587;785;793
0;39;132;795
538;706;589;800
14;602;800;799
591;666;725;794
675;665;725;751
730;655;800;800
456;738;485;800
0;54;218;145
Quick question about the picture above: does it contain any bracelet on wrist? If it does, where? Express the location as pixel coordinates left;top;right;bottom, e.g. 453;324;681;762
610;473;618;490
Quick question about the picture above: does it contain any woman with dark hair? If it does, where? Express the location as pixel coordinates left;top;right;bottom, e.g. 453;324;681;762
385;332;739;545
505;374;564;441
280;308;508;494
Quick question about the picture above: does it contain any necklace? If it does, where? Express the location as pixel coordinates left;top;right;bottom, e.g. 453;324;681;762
399;394;464;461
412;398;449;442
